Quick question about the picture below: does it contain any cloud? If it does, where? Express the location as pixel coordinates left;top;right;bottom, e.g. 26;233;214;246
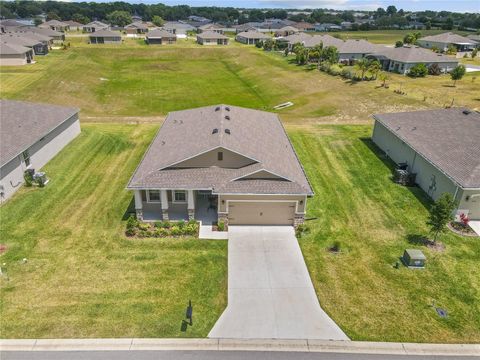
256;0;381;10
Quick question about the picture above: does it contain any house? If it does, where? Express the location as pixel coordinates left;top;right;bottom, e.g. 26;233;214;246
161;22;196;39
417;32;478;52
0;42;34;65
366;46;458;74
196;31;229;45
301;34;344;49
336;39;384;63
125;21;149;36
294;22;316;32
39;20;69;32
0;19;26;33
314;23;342;32
466;34;480;44
0;100;80;202
127;105;313;226
234;22;262;34
65;20;83;31
83;21;109;33
235;31;270;45
145;29;176;45
198;23;225;34
372;108;480;220
29;27;65;41
275;26;299;37
1;34;48;55
11;31;54;46
89;30;122;44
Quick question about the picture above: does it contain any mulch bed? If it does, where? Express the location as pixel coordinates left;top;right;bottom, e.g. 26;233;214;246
448;222;478;237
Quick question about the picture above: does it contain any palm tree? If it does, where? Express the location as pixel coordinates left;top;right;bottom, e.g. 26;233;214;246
354;58;370;80
368;59;381;80
378;72;389;87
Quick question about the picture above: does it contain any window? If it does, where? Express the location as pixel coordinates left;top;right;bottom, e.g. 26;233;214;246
173;190;186;203
217;151;223;161
147;190;161;202
22;150;30;167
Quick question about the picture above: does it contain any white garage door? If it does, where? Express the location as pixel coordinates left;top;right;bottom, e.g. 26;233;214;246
228;202;295;225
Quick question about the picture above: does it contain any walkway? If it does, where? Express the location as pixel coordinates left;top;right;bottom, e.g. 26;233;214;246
208;226;349;340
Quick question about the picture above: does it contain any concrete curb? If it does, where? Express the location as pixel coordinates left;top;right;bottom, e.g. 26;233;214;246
1;338;479;356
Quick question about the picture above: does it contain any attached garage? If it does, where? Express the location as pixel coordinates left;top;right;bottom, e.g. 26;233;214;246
228;201;296;225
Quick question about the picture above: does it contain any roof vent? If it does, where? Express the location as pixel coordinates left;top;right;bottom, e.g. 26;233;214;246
225;115;230;120
212;128;218;134
225;129;231;135
225;107;230;111
463;109;471;115
215;106;220;111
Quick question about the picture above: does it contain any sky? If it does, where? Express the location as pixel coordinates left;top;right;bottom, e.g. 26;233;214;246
114;0;480;12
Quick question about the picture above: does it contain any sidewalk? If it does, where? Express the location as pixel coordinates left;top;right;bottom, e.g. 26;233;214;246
1;338;479;356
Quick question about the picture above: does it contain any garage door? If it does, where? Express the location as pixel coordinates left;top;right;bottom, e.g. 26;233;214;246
228;202;295;225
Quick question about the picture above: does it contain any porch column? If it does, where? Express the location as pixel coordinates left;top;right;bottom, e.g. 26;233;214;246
134;190;143;221
161;190;169;221
187;190;195;220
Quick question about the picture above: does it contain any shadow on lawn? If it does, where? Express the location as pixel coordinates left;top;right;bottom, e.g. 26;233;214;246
360;137;433;211
122;197;135;220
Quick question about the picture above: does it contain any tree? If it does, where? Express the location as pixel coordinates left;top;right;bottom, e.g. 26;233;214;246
408;63;428;77
450;65;466;86
403;31;421;44
320;46;339;64
354;58;370;80
46;11;61;21
446;44;457;55
72;13;90;24
263;38;274;51
106;10;132;27
152;15;164;27
443;17;454;30
368;59;381;79
395;40;403;48
386;5;397;16
33;17;43;26
378;72;389;87
472;48;478;59
426;193;456;243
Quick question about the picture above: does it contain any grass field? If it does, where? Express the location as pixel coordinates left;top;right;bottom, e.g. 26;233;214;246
0;124;227;338
1;38;478;125
292;125;480;343
330;29;472;44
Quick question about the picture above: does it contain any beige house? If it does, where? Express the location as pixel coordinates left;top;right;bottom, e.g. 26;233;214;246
275;26;299;37
0;42;35;65
372;108;480;220
146;29;176;44
89;30;122;44
127;105;313;226
0;100;80;203
235;31;270;45
417;32;477;52
39;20;70;32
197;31;229;45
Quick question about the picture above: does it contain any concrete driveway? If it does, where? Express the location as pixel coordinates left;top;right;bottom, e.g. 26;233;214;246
208;226;349;340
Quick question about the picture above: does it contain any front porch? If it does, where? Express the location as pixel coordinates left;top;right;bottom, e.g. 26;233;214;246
134;189;219;224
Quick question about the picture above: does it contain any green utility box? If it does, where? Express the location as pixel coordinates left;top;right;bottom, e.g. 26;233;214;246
402;249;426;268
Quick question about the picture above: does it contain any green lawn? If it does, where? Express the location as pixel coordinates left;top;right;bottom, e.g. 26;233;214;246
0;123;227;338
1;39;478;124
291;125;480;343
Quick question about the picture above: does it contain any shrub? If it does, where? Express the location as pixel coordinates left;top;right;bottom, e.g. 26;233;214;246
170;226;182;236
217;220;225;232
139;229;150;237
395;40;403;48
295;223;310;238
125;227;136;237
428;63;442;75
255;40;263;48
408;63;428;78
327;64;342;76
185;223;198;235
341;67;353;79
138;222;150;231
126;215;138;235
156;221;170;229
23;170;33;187
154;228;169;237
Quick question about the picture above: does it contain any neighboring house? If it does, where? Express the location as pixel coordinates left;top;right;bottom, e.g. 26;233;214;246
367;46;458;74
83;21;109;33
28;27;65;41
466;34;480;44
294;21;316;32
125;21;149;36
417;32;478;52
65;20;83;31
372;108;480;220
0;19;26;32
0;42;34;65
314;23;342;32
197;31;229;45
127;105;313;226
161;22;196;38
89;30;122;44
198;23;225;34
11;31;54;46
145;29;177;45
275;26;299;37
1;34;48;55
0;100;80;203
39;20;70;32
235;31;270;45
336;39;384;63
234;22;262;34
301;34;344;49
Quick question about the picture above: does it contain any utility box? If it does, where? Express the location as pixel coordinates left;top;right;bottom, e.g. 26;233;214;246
402;249;426;268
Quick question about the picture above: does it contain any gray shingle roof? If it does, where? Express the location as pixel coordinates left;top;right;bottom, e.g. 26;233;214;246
373;108;480;189
370;46;458;63
147;29;176;39
128;105;313;195
197;30;228;40
1;34;42;47
88;30;121;38
0;100;79;167
0;42;31;55
419;32;477;45
236;31;270;40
